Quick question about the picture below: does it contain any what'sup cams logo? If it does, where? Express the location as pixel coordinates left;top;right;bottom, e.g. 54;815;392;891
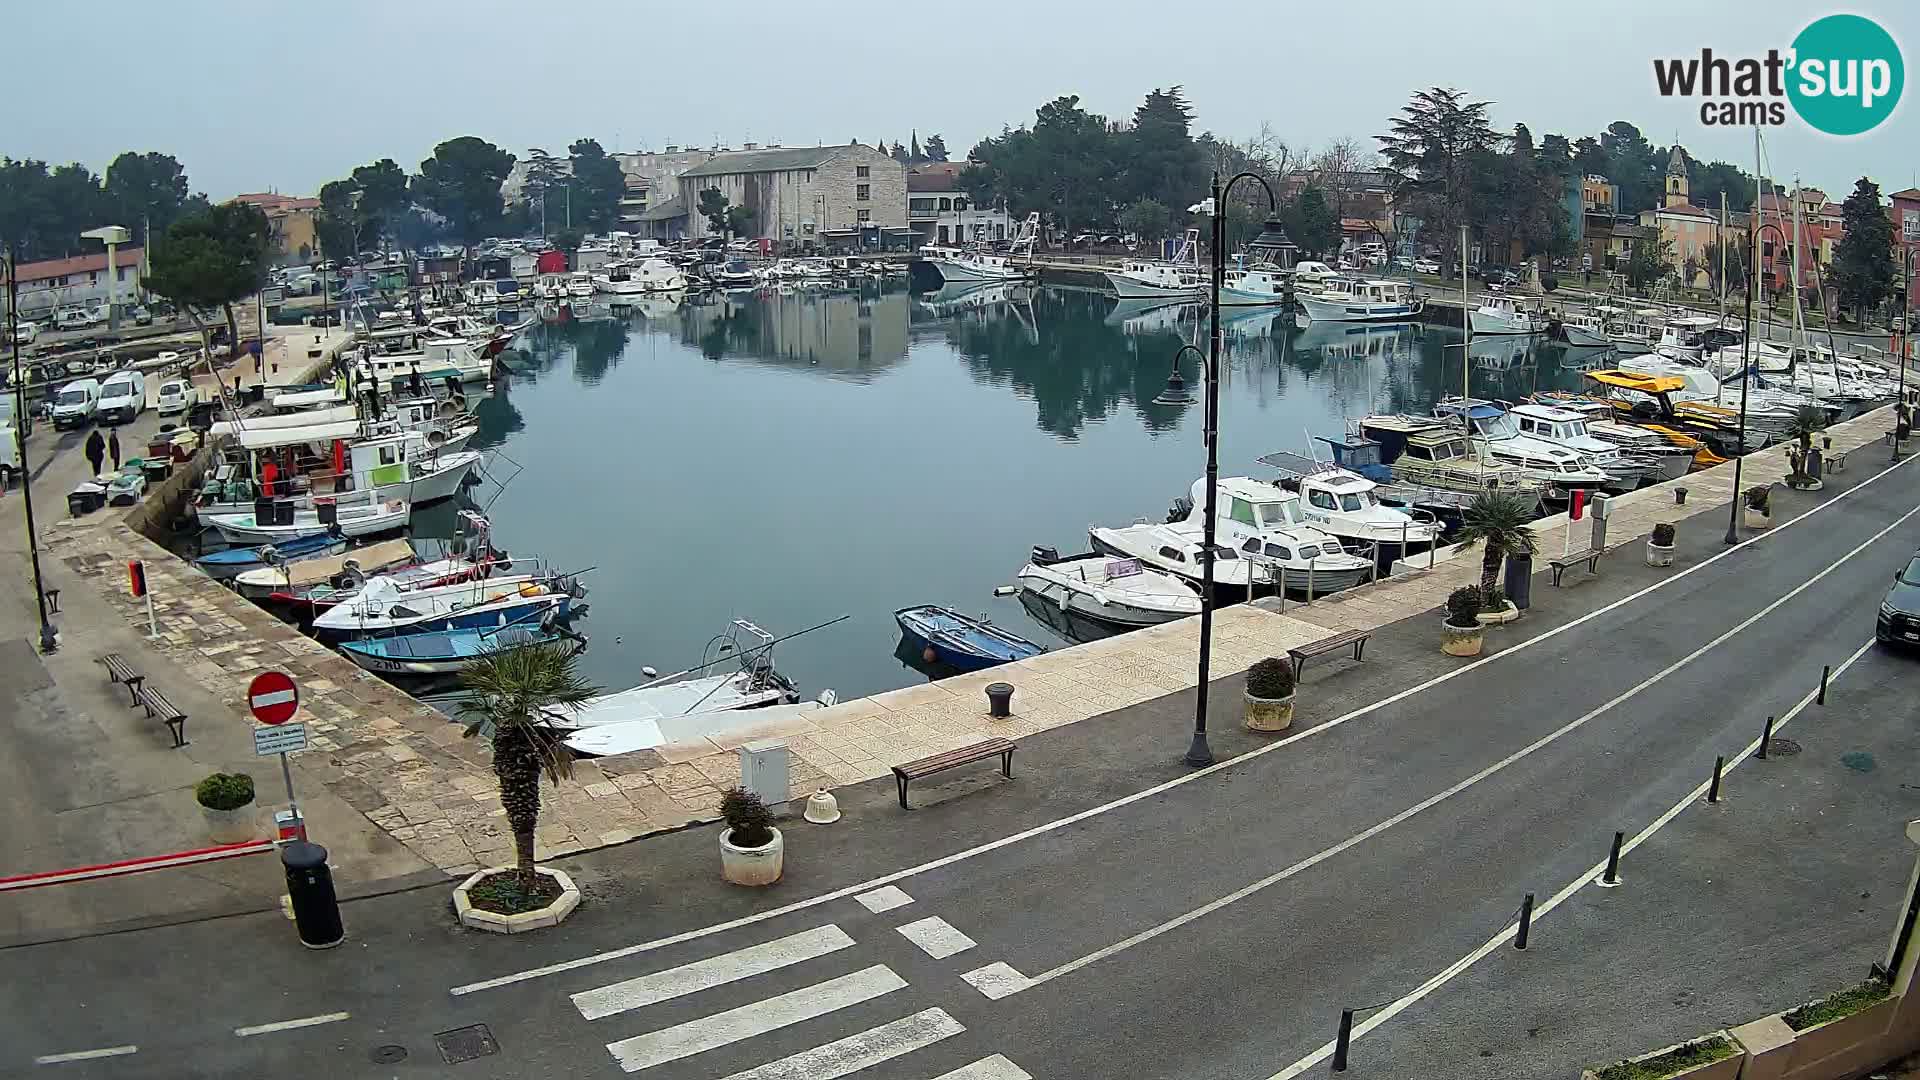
1653;13;1903;135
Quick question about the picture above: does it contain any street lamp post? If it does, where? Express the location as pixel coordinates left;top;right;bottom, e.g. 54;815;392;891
1727;220;1786;545
5;247;58;653
1894;246;1916;461
1183;170;1278;768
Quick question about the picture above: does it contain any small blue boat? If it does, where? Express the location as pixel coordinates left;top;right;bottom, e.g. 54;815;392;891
337;623;573;676
894;605;1044;672
194;531;349;580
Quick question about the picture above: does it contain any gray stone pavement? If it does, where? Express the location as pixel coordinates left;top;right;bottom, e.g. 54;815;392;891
2;432;1916;1078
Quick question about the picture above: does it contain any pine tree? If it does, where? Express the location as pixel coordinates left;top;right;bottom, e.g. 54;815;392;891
910;131;923;163
1832;177;1895;323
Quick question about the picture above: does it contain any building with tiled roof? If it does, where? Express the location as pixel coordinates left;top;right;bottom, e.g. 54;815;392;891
0;247;148;318
674;143;908;249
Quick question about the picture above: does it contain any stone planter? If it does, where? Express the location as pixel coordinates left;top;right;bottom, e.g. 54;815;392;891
202;803;258;844
453;866;582;934
1578;1032;1743;1080
1476;601;1520;626
1646;541;1675;567
1243;690;1295;733
1743;506;1772;530
1785;477;1824;491
1779;994;1898;1071
1441;621;1485;657
721;826;784;886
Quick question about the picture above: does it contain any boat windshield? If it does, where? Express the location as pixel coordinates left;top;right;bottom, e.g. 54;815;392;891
1478;414;1521;439
1338;491;1372;512
1563;420;1589;438
1255;501;1301;527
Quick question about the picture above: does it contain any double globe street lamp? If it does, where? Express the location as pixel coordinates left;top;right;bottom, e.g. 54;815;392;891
1725;219;1789;546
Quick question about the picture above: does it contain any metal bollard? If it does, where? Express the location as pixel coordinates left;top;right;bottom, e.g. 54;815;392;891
1332;1009;1355;1072
282;841;344;949
1515;893;1535;950
1599;831;1624;887
1708;755;1724;803
1818;664;1830;705
1675;486;1688;505
1759;715;1775;759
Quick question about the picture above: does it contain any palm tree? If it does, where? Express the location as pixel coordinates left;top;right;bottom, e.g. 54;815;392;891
1453;490;1540;598
459;642;598;880
1787;405;1827;480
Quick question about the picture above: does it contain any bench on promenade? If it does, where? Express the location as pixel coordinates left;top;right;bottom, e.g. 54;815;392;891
1287;629;1374;680
1827;447;1851;472
137;686;188;748
1548;545;1615;587
99;653;145;706
893;738;1016;809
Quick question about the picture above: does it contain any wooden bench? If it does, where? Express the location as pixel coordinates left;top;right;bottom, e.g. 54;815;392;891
1288;629;1374;679
1548;545;1615;586
99;653;145;706
1827;448;1851;473
137;686;188;748
893;737;1016;809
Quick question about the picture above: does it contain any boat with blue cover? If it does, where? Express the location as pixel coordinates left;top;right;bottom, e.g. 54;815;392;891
894;605;1044;672
194;530;348;580
337;622;575;676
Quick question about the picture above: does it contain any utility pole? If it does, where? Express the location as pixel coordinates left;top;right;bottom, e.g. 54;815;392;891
6;247;58;653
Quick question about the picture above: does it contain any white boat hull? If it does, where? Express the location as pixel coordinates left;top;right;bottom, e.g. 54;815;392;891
1297;292;1420;323
1104;273;1205;300
1016;564;1200;628
1470;309;1543;335
1559;324;1612;348
207;502;410;544
928;259;1027;284
390;450;483;504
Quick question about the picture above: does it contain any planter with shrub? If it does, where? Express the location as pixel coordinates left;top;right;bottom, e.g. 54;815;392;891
195;772;258;844
1243;657;1296;733
1777;976;1896;1063
720;787;784;886
1441;587;1486;656
453;865;583;934
1475;584;1519;625
1646;522;1676;567
1742;485;1772;530
1580;1033;1741;1080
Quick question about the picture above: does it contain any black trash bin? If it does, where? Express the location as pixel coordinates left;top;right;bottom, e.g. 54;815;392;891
281;841;344;949
1503;552;1533;611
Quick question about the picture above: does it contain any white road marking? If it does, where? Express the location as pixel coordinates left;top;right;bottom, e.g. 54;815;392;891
855;885;915;913
933;1054;1036;1080
714;1007;963;1080
34;1046;138;1065
605;964;906;1073
896;916;977;959
233;1011;350;1037
573;925;855;1021
960;961;1032;1000
1266;634;1881;1079
450;448;1918;997
1005;498;1920;996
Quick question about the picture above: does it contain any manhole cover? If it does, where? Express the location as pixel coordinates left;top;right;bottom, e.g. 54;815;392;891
369;1045;408;1064
435;1024;498;1065
1767;738;1803;757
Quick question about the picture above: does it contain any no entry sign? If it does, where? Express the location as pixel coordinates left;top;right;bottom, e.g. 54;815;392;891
248;671;300;725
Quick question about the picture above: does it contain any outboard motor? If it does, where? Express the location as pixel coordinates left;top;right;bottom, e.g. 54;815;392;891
1030;545;1060;565
1166;496;1195;524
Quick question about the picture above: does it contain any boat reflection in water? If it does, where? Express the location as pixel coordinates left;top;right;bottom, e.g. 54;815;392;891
1017;588;1129;646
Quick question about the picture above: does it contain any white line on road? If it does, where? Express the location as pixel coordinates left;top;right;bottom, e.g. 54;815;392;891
895;916;977;959
233;1012;350;1037
605;964;906;1073
450;449;1919;997
854;885;915;913
573;925;855;1021
1006;498;1920;995
960;961;1032;1000
33;1046;138;1065
933;1054;1036;1080
1266;634;1882;1079
714;1007;964;1080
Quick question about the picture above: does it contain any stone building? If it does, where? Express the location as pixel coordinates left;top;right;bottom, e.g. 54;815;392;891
676;144;908;249
906;163;1010;247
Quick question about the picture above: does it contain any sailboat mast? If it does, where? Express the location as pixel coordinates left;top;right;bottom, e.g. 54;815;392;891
1788;179;1805;344
1718;191;1729;403
1460;224;1470;402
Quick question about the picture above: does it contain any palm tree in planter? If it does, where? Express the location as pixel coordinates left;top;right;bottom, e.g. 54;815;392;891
1786;405;1827;489
457;642;598;917
1452;491;1539;621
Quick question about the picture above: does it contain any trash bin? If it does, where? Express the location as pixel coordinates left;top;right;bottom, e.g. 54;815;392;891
143;459;171;485
986;682;1015;718
1503;552;1533;611
281;841;344;949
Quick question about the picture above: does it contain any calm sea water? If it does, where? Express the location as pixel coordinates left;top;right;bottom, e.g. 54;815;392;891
461;284;1591;703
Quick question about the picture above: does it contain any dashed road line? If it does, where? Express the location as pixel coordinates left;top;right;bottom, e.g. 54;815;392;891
34;1046;138;1065
573;925;855;1021
233;1012;351;1037
933;1054;1036;1080
854;885;915;913
895;916;976;959
605;964;906;1073
714;1007;963;1080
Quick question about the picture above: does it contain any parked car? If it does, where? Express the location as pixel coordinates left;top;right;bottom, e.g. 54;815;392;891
154;377;198;416
129;305;153;326
1413;258;1440;275
1877;552;1920;648
95;370;147;424
10;319;39;346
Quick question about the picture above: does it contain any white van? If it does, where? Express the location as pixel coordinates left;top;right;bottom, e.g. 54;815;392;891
96;370;147;424
51;378;101;430
11;320;39;346
54;307;93;331
155;377;198;416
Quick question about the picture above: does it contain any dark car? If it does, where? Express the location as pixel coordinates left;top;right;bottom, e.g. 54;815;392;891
1877;553;1920;647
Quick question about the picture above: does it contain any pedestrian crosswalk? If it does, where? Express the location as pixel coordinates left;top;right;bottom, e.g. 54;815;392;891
569;907;1036;1077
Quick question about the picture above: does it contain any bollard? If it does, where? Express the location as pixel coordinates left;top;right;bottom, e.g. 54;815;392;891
1599;831;1624;887
1515;893;1535;950
282;841;344;949
1759;715;1775;759
1332;1009;1355;1072
1818;664;1830;705
1708;755;1724;803
1675;486;1688;505
985;682;1014;719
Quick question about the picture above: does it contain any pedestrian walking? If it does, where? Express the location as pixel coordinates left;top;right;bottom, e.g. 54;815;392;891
108;428;121;471
84;429;106;477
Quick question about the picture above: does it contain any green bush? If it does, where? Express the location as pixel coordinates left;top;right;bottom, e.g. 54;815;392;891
1652;523;1676;546
195;772;255;811
721;787;775;848
1592;1036;1735;1080
1479;585;1507;611
1245;657;1295;699
1784;977;1890;1030
1445;586;1483;628
1744;485;1771;513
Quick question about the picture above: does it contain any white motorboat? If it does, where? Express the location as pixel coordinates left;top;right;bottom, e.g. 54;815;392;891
1507;402;1653;491
923;212;1039;284
597;257;689;295
566;272;596;299
1295;278;1422;323
205;499;411;545
1354;415;1542;498
1104;229;1206;299
1521;396;1698;482
562;698;831;757
1179;477;1375;595
1470;294;1546;335
1551;310;1614;349
228;538;415;600
356;335;493;386
1217;225;1299;306
1018;548;1201;628
311;571;566;636
1087;520;1266;591
237;548;480;603
1651;315;1721;363
1432;398;1612;499
1254;452;1444;558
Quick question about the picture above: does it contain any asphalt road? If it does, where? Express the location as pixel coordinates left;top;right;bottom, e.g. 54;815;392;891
4;451;1918;1079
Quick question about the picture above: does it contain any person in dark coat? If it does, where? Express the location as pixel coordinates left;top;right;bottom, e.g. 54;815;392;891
84;429;106;477
107;428;121;470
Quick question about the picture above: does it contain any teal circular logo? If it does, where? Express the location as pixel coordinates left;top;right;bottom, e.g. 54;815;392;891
1788;14;1903;136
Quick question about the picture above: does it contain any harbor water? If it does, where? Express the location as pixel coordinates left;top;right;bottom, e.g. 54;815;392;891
464;284;1596;703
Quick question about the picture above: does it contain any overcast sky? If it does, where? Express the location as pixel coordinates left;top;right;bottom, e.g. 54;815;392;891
10;0;1914;201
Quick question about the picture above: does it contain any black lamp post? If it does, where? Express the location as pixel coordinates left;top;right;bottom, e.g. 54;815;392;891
1893;246;1915;462
1726;220;1786;545
1154;343;1202;406
1182;171;1278;768
5;247;57;652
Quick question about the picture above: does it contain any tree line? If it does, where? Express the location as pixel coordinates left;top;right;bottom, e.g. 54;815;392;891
0;151;209;260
